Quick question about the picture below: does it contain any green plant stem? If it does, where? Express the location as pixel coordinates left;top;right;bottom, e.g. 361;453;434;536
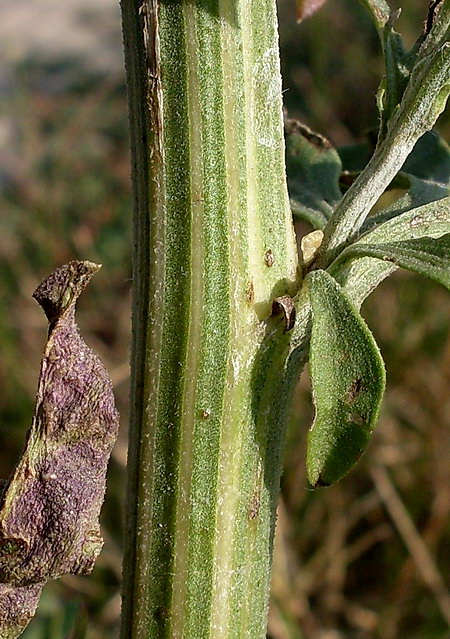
120;0;299;637
419;0;450;58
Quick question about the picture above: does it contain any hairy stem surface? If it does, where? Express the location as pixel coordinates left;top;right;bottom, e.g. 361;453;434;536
120;0;299;636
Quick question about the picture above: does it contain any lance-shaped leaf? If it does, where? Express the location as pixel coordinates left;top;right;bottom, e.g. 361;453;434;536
341;234;450;291
331;198;450;306
386;174;449;214
357;133;450;238
286;120;342;229
377;14;419;140
0;261;119;638
306;270;385;487
359;196;450;242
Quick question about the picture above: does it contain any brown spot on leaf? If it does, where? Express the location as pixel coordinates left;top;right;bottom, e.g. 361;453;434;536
348;412;365;427
345;378;363;404
154;605;170;623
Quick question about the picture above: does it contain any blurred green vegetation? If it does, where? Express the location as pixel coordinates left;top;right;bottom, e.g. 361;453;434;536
1;1;450;638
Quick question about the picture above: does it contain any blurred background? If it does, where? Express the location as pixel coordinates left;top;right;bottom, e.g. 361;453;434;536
0;0;449;637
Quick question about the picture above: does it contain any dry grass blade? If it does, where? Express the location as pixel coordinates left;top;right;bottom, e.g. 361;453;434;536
371;465;450;626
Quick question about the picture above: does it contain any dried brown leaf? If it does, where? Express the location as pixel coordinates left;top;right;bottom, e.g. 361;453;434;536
0;261;119;637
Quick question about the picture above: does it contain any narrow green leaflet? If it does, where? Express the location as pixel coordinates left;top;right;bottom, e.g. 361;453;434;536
384;174;449;216
378;16;418;140
331;198;450;307
359;196;450;242
338;258;398;309
286;120;342;229
341;235;450;291
306;270;386;487
373;133;450;220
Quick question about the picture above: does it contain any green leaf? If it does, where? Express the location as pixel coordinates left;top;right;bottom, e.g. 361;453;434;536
330;198;450;305
406;41;450;137
338;257;398;309
341;234;450;290
317;40;450;265
392;174;449;211
339;131;450;205
402;130;450;184
305;270;386;487
291;199;329;230
359;132;450;234
359;196;450;242
286;120;342;229
378;15;419;139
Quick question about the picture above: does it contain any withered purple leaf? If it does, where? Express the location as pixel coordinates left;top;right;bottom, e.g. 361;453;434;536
0;261;119;638
0;583;42;639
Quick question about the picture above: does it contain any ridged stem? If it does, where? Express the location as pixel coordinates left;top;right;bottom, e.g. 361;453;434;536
120;0;299;637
